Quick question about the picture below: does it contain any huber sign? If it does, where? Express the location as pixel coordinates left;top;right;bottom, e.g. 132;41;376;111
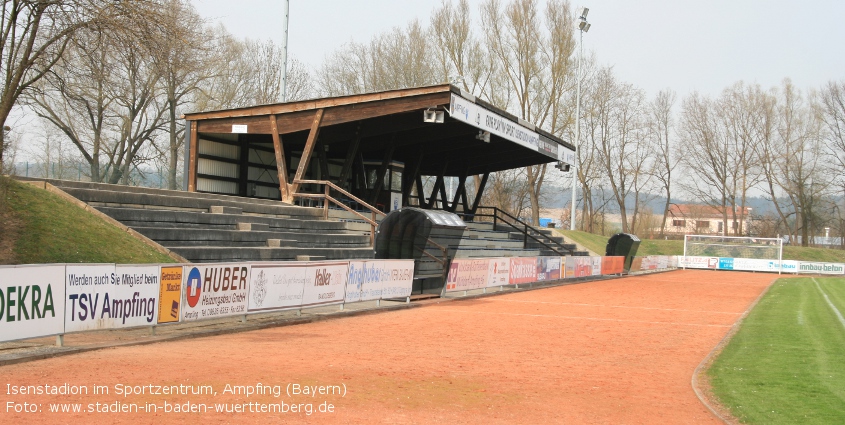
181;263;250;321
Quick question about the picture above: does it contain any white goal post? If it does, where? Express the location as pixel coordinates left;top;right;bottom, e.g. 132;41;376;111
683;234;784;274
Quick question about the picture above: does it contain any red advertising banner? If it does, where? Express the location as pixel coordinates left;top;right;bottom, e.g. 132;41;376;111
509;258;537;284
601;256;624;275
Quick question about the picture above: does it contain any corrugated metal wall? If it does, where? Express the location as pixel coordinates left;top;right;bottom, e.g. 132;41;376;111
195;137;282;199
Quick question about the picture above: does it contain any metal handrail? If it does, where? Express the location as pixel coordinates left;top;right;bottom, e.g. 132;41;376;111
292;179;386;246
460;206;574;256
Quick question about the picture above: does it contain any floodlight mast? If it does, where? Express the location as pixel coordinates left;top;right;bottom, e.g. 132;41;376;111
570;7;590;231
280;0;290;102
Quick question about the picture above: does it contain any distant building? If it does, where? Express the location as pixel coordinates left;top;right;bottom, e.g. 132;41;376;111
664;204;752;236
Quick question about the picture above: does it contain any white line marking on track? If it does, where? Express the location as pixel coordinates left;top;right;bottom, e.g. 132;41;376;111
625;278;759;286
812;278;845;329
486;299;742;315
436;308;732;328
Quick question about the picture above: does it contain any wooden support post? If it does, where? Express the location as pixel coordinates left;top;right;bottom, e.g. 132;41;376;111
469;172;490;215
428;175;444;209
290;109;325;197
450;173;467;212
316;140;330;181
355;152;367;200
269;115;291;202
415;175;426;207
458;168;470;212
437;177;448;209
369;144;395;206
403;151;423;207
338;124;361;190
237;135;249;196
187;121;198;192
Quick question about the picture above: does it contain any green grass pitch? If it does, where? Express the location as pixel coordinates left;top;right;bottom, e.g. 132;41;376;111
708;277;845;424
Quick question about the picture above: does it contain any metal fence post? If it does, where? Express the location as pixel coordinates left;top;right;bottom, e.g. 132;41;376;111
523;224;528;248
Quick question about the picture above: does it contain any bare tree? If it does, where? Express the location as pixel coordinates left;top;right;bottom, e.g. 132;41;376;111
718;82;765;235
0;1;160;165
775;80;827;245
647;89;677;235
27;22;167;184
679;92;732;232
572;54;604;232
315;20;437;97
479;0;575;225
144;0;213;189
818;80;845;246
430;0;492;94
588;67;650;233
819;80;845;186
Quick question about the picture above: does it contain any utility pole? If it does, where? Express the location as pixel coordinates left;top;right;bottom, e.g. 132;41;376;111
570;7;591;231
280;0;290;102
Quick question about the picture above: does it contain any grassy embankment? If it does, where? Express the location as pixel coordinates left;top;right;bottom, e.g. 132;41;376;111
557;229;845;262
0;176;175;264
707;277;845;424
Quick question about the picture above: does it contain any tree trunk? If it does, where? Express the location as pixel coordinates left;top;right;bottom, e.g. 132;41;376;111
168;91;178;190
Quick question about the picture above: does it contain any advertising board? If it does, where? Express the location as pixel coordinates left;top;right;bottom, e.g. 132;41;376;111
181;263;250;321
590;257;602;276
509;257;538;284
158;266;182;324
247;263;306;312
486;258;510;287
446;259;490;292
601;256;624;275
536;257;561;281
798;262;845;275
565;256;593;278
65;264;160;332
301;262;349;307
346;260;414;302
679;256;719;269
0;265;66;343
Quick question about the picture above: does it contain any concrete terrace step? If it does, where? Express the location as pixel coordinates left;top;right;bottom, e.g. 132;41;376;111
453;248;541;258
466;229;511;240
464;221;495;231
170;247;375;262
31;178;298;209
96;207;351;232
134;227;370;248
454;238;524;249
59;187;324;219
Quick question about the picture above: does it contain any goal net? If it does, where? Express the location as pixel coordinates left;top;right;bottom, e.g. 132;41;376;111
683;235;783;261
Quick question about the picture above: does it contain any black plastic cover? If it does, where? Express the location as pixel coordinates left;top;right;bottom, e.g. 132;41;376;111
605;233;641;272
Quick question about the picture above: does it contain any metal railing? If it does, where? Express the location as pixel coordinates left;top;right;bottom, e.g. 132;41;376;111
459;206;575;256
291;180;385;246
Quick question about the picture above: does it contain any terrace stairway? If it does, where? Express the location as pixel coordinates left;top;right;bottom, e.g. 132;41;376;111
17;178;587;264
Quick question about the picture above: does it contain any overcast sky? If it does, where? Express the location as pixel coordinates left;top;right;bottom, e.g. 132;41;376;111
192;0;845;99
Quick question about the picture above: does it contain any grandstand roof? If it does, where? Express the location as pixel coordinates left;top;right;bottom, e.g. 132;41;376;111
183;84;574;177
